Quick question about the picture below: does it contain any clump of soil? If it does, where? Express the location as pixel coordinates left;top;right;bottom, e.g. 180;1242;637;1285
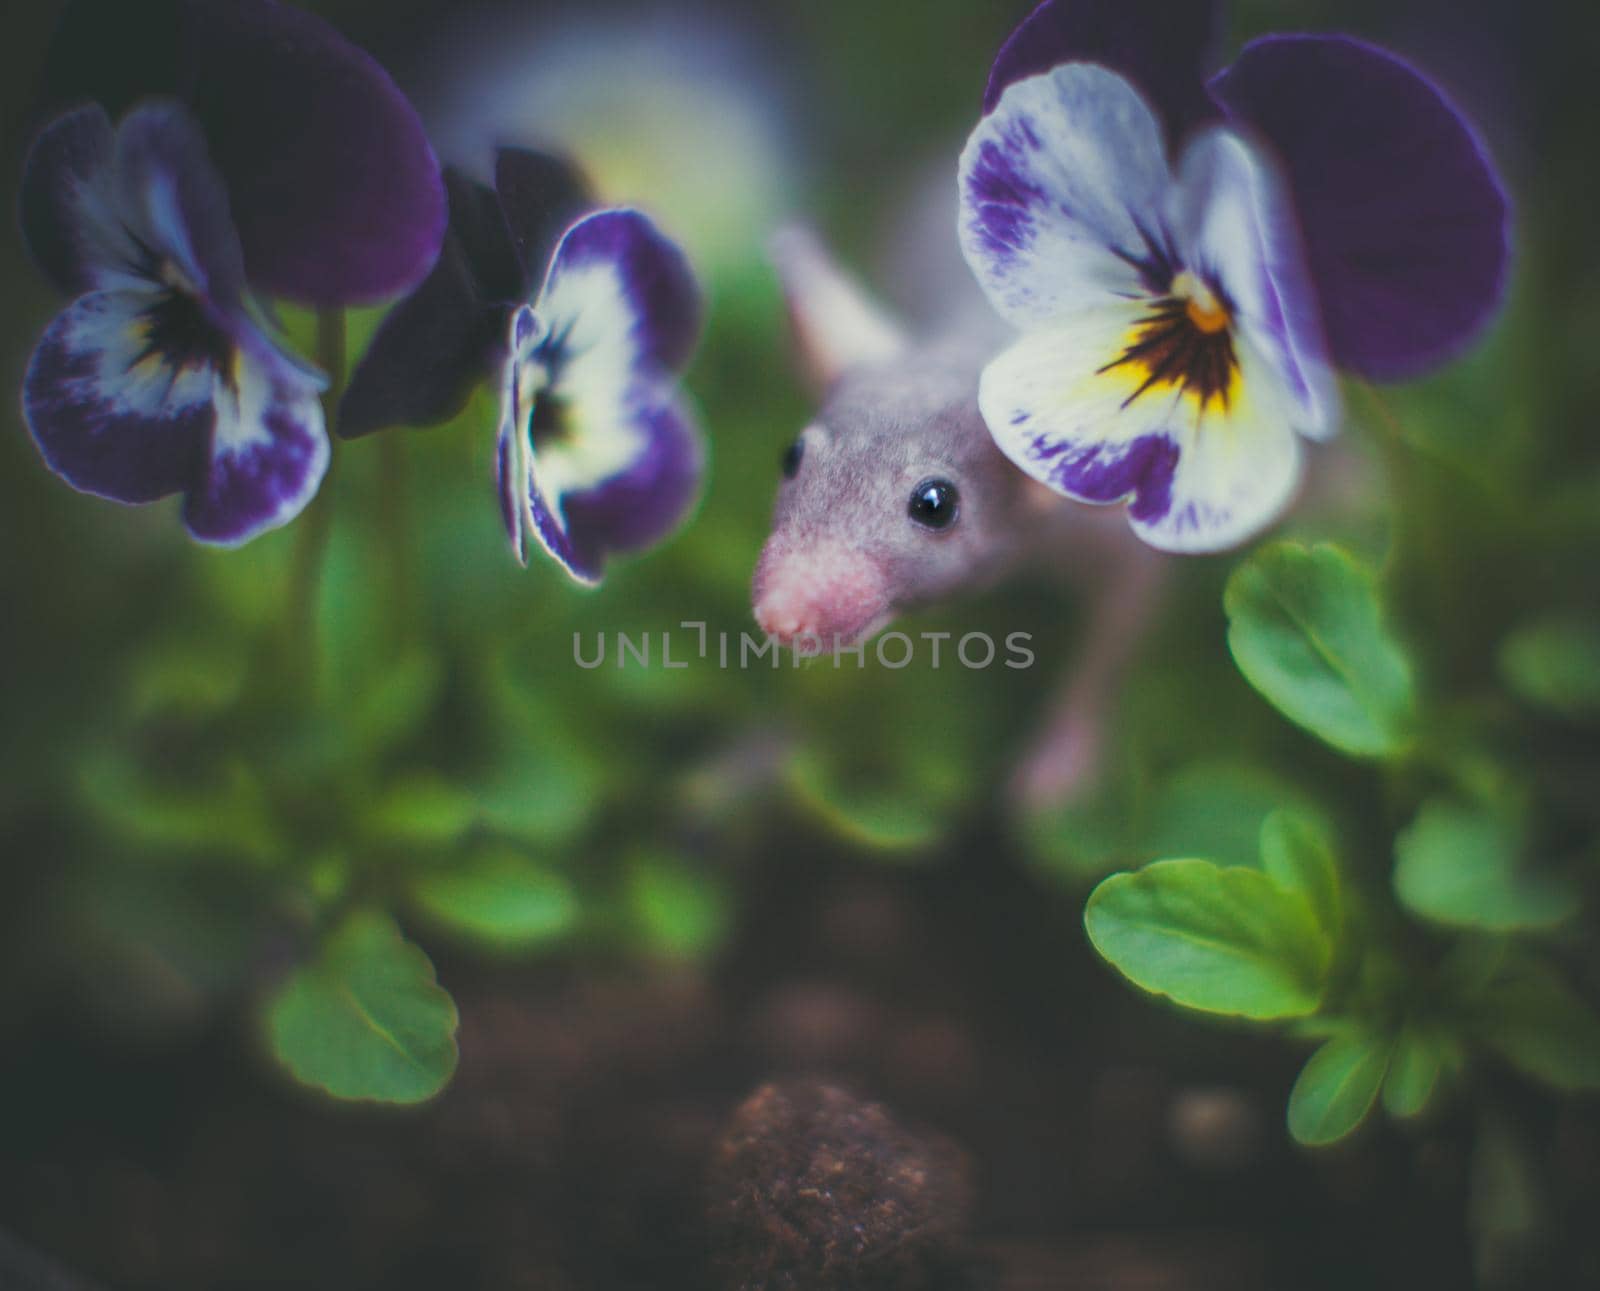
708;1080;974;1291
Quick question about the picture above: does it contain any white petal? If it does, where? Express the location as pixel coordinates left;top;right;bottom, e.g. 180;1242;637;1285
1168;127;1340;439
959;63;1171;329
979;303;1306;554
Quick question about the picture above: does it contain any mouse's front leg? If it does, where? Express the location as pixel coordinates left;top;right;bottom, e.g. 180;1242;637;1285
1010;541;1167;811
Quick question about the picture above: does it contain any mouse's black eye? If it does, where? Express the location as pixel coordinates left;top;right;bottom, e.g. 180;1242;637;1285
781;438;804;479
908;478;960;531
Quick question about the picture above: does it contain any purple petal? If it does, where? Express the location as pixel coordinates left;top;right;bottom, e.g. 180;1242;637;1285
493;148;594;290
111;101;248;308
339;173;512;439
518;387;703;586
21;101;249;309
339;243;505;439
539;210;702;376
42;0;447;306
525;486;596;585
19;103;116;295
183;0;446;305
23;290;210;504
1211;35;1511;381
182;334;329;546
984;0;1223;146
562;388;704;571
439;168;523;304
495;416;524;561
1046;434;1179;523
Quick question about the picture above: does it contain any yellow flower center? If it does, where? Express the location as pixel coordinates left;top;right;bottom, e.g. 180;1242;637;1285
1174;271;1231;335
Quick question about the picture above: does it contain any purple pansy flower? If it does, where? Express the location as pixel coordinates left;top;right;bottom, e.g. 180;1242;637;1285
38;0;447;306
20;102;328;546
496;210;703;585
962;0;1510;552
339;148;704;585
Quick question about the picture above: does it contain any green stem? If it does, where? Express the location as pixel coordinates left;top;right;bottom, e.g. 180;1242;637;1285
286;308;347;681
1360;383;1462;661
377;429;415;647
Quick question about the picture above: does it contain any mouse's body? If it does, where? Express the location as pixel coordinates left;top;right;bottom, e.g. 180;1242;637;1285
752;229;1166;804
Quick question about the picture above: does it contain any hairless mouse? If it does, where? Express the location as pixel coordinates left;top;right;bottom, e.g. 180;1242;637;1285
752;228;1168;807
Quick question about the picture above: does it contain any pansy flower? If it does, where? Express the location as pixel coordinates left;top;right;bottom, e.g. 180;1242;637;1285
19;0;448;544
38;0;447;306
340;147;705;584
495;210;704;585
961;0;1510;552
20;102;328;546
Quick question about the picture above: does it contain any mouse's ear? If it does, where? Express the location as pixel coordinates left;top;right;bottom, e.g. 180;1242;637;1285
770;226;909;393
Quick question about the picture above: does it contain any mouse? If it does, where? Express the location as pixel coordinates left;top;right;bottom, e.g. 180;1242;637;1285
752;227;1169;808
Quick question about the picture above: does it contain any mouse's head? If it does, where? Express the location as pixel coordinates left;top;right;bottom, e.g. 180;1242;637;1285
752;230;1028;651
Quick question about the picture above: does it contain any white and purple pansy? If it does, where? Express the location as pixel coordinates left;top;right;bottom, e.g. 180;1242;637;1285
20;101;329;547
962;0;1510;552
496;209;704;585
961;64;1337;551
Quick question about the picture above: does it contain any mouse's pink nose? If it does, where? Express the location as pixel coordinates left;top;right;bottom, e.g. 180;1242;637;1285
753;540;888;650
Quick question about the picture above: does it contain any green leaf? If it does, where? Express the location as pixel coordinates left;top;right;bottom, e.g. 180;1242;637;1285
409;850;579;952
1145;763;1327;871
1085;860;1332;1020
1500;615;1600;718
1470;960;1600;1091
626;852;732;960
476;750;601;848
1382;1028;1449;1119
366;775;479;849
265;912;458;1104
1260;809;1343;939
126;639;249;722
1023;790;1133;885
80;751;282;865
788;747;947;854
1288;1031;1392;1146
348;648;443;757
1225;543;1416;757
1394;801;1580;932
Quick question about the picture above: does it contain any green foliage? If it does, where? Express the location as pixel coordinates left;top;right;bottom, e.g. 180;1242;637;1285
1146;765;1328;871
1467;958;1600;1092
1085;859;1331;1020
80;749;284;866
1394;800;1581;932
367;775;480;849
1500;615;1600;719
408;850;579;953
1288;1030;1392;1146
1089;782;1599;1148
1225;542;1417;757
625;851;733;960
1260;810;1343;940
1381;1027;1452;1120
265;912;459;1104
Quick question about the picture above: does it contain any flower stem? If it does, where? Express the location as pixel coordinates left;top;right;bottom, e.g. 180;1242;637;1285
286;308;347;681
377;429;416;647
1360;383;1459;642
